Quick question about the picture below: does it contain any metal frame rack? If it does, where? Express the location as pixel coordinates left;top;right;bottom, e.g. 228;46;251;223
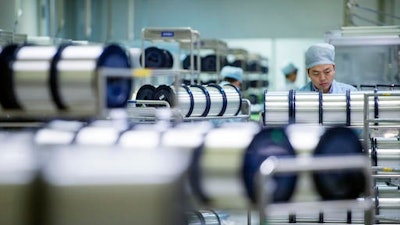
362;91;400;224
257;155;374;225
141;27;201;83
180;38;229;84
363;91;400;152
130;29;250;123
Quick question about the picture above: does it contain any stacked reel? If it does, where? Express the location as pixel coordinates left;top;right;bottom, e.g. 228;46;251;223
130;83;242;119
0;43;133;120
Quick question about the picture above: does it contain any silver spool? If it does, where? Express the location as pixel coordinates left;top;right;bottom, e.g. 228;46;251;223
371;137;400;168
192;123;260;209
373;149;400;168
186;210;222;225
57;45;104;113
41;146;189;225
264;91;400;126
205;84;226;117
375;184;399;198
173;85;193;117
56;44;131;115
221;84;241;116
375;137;400;149
0;131;38;225
189;85;210;117
375;197;400;222
12;45;59;112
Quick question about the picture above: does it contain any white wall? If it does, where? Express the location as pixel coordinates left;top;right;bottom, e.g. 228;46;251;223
133;0;345;39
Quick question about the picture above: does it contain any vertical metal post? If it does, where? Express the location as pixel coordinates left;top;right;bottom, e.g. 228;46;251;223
85;0;92;39
106;0;112;42
363;93;370;155
127;0;134;41
49;0;56;38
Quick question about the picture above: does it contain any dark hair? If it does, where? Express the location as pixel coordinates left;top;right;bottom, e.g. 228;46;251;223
224;77;239;83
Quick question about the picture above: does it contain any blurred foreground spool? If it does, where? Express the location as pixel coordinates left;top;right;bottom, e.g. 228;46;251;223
0;131;38;225
40;146;189;225
0;43;132;119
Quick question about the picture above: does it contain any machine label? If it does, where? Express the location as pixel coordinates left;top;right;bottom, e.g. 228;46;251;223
161;31;174;37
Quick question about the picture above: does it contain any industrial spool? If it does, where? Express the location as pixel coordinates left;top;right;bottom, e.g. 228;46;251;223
140;46;174;69
243;127;297;203
185;209;225;225
135;84;157;107
55;44;132;110
153;84;194;117
263;90;400;126
220;83;242;116
201;54;227;72
182;54;200;70
370;137;400;168
312;126;367;200
204;84;227;117
0;43;132;117
188;123;261;208
188;84;211;117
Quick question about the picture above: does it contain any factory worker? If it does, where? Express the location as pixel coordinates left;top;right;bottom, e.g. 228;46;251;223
281;62;298;91
298;43;357;93
219;65;243;89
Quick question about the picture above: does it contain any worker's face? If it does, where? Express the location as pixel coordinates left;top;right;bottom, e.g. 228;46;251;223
307;64;335;93
286;72;297;83
232;80;241;89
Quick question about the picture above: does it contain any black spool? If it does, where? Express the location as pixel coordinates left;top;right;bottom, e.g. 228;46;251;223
312;126;366;200
135;84;156;107
228;59;245;68
260;65;269;74
242;127;297;203
154;84;176;107
201;54;227;72
246;60;259;72
136;84;156;101
97;44;132;108
140;46;173;69
163;49;174;68
182;54;199;70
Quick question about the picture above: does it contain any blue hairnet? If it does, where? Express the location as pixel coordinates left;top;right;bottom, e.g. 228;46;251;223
281;63;297;76
221;66;243;82
305;43;335;69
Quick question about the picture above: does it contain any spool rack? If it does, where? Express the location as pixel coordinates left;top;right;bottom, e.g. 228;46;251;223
256;155;374;225
180;38;229;84
126;68;252;123
362;91;400;224
141;27;201;84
